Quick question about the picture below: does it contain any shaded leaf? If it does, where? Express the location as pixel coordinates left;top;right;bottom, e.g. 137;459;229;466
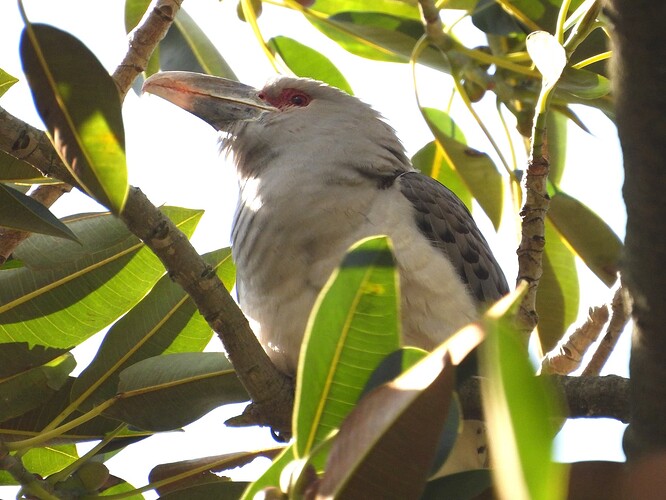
421;108;503;229
0;343;68;378
0;67;19;98
159;482;249;500
20;23;128;212
0;183;78;241
268;36;352;94
361;347;427;397
294;236;401;458
549;191;621;286
70;248;234;409
241;445;296;500
105;352;248;431
150;449;281;496
481;295;567;500
557;67;611;99
0;207;202;348
536;219;580;353
0;377;147;443
0;151;45;182
412;141;473;212
0;353;75;421
0;444;78;486
171;8;237;79
318;345;455;498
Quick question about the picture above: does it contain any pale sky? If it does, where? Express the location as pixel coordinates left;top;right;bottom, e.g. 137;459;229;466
1;1;628;497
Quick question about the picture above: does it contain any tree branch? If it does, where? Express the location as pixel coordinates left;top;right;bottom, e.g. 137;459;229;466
113;0;182;101
604;0;666;460
459;375;629;423
541;302;609;375
0;0;294;434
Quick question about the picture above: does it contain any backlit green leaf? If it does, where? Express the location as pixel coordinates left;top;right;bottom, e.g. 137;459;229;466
268;36;352;94
0;207;202;349
70;248;234;409
421;108;503;229
481;296;567;500
536;219;579;353
20;23;128;212
294;236;400;458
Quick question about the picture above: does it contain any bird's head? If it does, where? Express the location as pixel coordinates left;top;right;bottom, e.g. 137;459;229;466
143;72;410;179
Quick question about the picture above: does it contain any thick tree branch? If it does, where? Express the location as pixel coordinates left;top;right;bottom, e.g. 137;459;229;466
0;0;294;434
604;0;666;460
459;375;629;423
0;107;294;434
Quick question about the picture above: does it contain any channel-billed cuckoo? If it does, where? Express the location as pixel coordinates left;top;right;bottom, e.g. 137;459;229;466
143;72;509;473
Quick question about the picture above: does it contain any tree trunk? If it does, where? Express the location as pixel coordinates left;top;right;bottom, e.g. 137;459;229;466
605;0;666;459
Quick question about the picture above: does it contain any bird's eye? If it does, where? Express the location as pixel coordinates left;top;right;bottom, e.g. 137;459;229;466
289;93;309;107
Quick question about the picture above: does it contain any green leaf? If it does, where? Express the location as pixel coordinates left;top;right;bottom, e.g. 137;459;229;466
0;151;45;182
0;353;75;421
0;343;68;378
310;0;421;20
150;448;281;496
536;219;579;353
546;111;568;186
0;68;19;98
309;12;433;65
412;141;473;212
268;36;353;94
421;108;503;229
104;352;248;431
0;444;78;486
20;23;128;213
557;67;611;99
0;207;202;349
481;298;567;500
124;0;152;32
548;191;622;286
171;8;237;79
318;344;455;499
241;445;296;500
70;248;234;409
294;236;401;458
158;482;250;500
0;183;79;241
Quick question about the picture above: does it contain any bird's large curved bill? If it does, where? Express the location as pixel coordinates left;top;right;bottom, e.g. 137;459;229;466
142;71;276;131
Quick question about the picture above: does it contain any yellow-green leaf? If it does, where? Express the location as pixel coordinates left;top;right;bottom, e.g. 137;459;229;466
20;22;128;212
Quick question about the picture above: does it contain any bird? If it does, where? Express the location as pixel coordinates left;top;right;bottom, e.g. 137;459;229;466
142;72;509;473
142;72;509;370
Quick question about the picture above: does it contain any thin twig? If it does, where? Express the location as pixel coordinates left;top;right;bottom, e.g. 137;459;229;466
583;284;631;376
113;0;182;101
540;304;609;375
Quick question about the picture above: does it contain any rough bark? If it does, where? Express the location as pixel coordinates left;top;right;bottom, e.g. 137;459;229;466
604;0;666;459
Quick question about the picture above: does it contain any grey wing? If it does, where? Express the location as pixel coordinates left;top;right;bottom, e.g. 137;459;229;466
397;171;509;305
